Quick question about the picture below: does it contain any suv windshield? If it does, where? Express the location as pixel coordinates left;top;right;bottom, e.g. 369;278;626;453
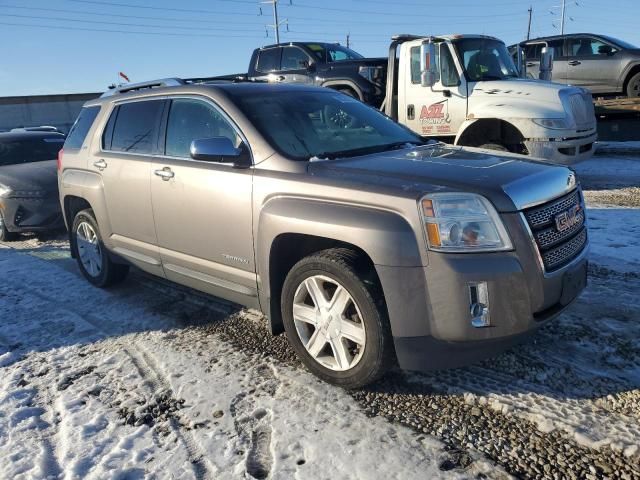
230;90;421;160
454;38;519;82
304;43;364;63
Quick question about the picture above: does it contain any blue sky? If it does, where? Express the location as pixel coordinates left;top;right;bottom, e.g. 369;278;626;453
1;0;639;96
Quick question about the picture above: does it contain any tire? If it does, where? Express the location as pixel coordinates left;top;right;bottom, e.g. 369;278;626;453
281;248;394;389
0;210;17;242
71;209;129;287
479;143;509;152
626;72;640;98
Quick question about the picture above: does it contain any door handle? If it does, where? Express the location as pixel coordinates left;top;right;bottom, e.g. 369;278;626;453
277;75;285;81
154;167;175;181
526;62;535;67
93;159;107;171
568;60;581;66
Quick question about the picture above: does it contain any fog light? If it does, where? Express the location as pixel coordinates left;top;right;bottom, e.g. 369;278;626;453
469;282;490;328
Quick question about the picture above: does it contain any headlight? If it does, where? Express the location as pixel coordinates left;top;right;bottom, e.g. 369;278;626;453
358;66;385;86
420;193;513;252
531;118;573;130
0;184;12;198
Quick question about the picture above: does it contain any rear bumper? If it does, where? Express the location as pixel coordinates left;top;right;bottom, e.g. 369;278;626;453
376;231;588;372
524;131;597;165
0;196;64;233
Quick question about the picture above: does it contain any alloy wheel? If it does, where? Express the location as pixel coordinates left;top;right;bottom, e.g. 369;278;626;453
76;221;102;277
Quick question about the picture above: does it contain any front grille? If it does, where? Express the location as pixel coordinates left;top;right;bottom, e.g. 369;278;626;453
523;189;588;272
569;93;595;130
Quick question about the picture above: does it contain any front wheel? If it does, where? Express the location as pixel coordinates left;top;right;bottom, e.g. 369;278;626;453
71;209;129;287
281;248;394;389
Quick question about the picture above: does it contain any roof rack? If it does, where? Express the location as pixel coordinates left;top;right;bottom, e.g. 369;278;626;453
101;75;254;97
101;78;185;97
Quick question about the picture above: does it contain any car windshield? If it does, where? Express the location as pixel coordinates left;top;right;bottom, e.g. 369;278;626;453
304;43;364;62
453;38;520;82
230;89;421;160
599;35;637;50
0;136;65;167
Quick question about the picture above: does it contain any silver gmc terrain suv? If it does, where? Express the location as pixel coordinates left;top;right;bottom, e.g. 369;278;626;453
58;79;589;388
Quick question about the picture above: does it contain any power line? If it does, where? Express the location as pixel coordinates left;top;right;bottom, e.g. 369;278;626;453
65;0;260;15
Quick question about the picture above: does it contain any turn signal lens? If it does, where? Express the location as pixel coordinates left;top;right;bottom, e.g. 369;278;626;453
422;198;435;217
426;223;441;247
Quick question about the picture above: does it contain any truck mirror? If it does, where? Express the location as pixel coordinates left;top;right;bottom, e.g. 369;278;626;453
516;45;526;78
420;41;439;88
539;47;554;81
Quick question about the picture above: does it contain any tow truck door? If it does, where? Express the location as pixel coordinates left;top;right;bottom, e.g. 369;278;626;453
398;41;467;141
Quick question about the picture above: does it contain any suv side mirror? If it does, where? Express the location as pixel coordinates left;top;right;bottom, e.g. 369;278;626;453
302;60;315;72
539;46;554;81
598;44;614;55
190;137;250;167
420;40;439;88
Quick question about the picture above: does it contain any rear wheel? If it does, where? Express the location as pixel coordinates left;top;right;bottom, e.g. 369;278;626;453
71;209;129;287
0;211;17;242
626;72;640;97
281;248;393;389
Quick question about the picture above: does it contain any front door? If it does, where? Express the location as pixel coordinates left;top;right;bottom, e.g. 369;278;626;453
94;98;165;276
279;46;315;84
150;97;258;307
565;36;621;93
400;41;467;141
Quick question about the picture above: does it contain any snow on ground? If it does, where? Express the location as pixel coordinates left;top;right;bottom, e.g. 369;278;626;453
0;249;500;480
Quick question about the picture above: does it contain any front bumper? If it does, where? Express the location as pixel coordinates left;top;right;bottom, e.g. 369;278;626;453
0;196;64;233
524;131;597;165
376;215;589;372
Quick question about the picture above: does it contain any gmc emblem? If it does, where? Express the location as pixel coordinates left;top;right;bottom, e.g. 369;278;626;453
555;205;581;232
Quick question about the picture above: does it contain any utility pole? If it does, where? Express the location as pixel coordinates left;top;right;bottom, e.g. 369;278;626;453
560;0;566;35
527;6;532;40
261;0;288;44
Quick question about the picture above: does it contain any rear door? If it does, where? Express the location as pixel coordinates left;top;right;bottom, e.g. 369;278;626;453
150;96;257;307
96;98;165;276
251;47;285;83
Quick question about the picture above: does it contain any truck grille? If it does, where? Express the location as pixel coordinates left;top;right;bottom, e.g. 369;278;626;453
569;92;595;131
523;189;588;272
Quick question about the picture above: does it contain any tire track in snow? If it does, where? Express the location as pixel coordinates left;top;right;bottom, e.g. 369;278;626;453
125;343;218;480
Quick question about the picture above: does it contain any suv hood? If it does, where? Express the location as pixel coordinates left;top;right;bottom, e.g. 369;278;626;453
308;144;575;212
0;160;59;194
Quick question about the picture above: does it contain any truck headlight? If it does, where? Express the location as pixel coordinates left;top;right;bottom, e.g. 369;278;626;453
532;118;573;130
420;193;513;252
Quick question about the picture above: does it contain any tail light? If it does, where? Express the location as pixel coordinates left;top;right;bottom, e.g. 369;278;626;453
57;148;64;172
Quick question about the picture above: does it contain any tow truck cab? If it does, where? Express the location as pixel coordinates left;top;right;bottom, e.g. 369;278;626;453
383;34;597;164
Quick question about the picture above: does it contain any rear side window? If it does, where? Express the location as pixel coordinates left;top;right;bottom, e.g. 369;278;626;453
0;136;66;166
64;106;100;150
109;100;164;154
256;48;281;72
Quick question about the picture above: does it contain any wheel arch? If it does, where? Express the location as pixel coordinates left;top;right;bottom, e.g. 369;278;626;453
320;80;364;101
257;197;424;335
455;118;526;153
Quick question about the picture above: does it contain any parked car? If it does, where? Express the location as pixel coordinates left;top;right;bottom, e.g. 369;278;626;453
59;79;588;388
511;34;640;96
0;131;66;241
247;41;387;107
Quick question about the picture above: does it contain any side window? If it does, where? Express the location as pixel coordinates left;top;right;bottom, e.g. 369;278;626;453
102;106;117;150
525;43;543;60
410;46;421;84
547;40;564;58
64;106;100;150
281;46;311;70
164;98;241;159
256;48;281;72
568;37;610;57
440;44;460;87
110;100;163;154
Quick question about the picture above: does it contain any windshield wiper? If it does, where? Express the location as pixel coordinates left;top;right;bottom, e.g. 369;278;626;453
311;141;422;161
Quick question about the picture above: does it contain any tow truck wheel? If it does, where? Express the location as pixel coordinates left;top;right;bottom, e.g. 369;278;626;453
281;248;394;389
479;143;509;152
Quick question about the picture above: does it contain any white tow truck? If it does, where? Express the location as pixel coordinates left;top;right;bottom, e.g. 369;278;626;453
380;34;597;163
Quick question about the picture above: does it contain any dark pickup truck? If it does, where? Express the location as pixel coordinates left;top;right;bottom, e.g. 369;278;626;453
247;42;387;107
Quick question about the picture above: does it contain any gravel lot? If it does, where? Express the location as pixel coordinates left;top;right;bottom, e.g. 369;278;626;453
1;152;639;479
